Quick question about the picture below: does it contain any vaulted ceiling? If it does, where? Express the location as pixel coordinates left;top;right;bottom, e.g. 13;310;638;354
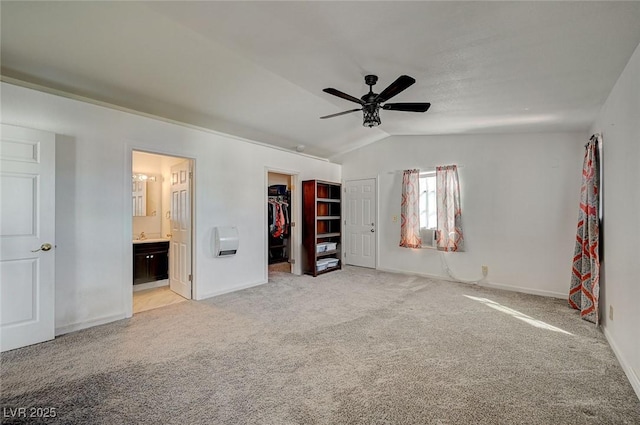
2;1;640;159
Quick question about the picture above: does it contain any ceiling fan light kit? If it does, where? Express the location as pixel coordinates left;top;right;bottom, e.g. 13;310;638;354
321;74;431;127
363;104;381;128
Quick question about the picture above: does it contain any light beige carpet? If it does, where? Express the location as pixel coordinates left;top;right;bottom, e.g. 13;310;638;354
1;267;639;424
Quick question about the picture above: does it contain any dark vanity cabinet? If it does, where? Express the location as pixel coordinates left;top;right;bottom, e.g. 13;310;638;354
133;241;169;284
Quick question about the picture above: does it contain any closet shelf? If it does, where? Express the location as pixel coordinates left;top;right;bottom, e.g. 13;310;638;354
315;265;341;275
317;249;339;258
317;216;340;220
317;232;340;238
317;198;341;203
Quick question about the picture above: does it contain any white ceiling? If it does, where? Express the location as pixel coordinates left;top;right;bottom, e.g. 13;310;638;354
2;1;640;159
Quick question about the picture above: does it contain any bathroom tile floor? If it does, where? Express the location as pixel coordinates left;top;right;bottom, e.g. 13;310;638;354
133;286;187;314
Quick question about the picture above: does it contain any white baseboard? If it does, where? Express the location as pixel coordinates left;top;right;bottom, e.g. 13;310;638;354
55;312;126;336
133;279;169;292
603;326;640;401
376;267;566;299
196;279;267;301
480;281;566;299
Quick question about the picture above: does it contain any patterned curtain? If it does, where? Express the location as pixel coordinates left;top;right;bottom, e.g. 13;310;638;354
399;169;422;248
436;165;465;252
569;135;600;324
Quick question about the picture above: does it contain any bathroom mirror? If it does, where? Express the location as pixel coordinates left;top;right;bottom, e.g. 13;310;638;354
132;173;161;217
132;177;147;216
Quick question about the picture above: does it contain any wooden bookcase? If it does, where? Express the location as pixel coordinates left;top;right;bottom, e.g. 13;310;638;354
302;180;342;276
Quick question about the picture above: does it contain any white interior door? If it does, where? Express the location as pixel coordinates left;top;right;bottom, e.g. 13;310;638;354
169;160;192;299
344;178;376;268
0;124;55;352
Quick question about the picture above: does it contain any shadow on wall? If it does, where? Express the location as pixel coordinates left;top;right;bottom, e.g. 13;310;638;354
55;134;77;329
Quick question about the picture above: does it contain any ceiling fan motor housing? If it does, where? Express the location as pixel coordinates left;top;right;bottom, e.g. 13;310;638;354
320;74;429;127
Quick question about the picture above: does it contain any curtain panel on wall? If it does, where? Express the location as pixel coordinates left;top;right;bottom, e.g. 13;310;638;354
569;135;601;324
399;169;422;248
436;165;465;252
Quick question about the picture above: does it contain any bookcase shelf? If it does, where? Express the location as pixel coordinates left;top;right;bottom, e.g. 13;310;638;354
302;180;342;276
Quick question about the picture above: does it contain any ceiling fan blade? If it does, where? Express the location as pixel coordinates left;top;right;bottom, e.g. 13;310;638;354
382;102;431;112
376;75;416;103
323;88;364;105
320;108;362;119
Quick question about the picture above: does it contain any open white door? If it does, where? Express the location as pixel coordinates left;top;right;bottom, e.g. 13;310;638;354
0;124;55;352
169;160;192;299
344;178;377;268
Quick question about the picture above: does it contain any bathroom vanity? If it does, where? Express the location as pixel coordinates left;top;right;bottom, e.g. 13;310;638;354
133;240;169;285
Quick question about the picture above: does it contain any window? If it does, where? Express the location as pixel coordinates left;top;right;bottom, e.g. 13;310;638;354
419;171;437;247
419;171;436;230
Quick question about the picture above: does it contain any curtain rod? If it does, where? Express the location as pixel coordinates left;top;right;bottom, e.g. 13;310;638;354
387;165;465;174
587;133;602;148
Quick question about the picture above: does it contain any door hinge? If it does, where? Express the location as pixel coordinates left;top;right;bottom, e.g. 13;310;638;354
291;222;295;227
290;259;295;264
189;171;193;179
188;274;192;282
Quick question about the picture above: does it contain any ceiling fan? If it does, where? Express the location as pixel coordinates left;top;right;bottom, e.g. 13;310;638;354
321;75;431;127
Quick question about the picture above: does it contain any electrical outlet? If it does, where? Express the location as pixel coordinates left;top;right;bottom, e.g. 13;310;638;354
392;215;398;223
609;305;614;321
481;265;488;276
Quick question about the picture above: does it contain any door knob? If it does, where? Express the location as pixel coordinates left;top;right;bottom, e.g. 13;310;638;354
370;229;375;233
31;243;53;252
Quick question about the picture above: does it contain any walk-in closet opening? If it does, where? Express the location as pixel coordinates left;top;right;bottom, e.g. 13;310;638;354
267;171;295;275
132;150;194;313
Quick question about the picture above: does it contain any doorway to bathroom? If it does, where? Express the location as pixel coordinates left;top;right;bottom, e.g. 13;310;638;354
132;150;194;313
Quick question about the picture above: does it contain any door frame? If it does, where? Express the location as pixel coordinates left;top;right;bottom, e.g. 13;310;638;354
264;167;300;277
343;176;379;269
124;145;196;318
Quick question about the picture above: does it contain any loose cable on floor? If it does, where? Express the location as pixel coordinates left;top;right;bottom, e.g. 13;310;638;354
439;252;484;285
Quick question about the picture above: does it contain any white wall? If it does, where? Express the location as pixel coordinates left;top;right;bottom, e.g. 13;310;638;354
591;42;640;398
338;132;585;298
1;82;340;334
